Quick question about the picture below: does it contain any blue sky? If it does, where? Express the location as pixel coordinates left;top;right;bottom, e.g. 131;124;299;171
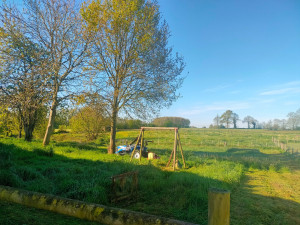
157;0;300;127
7;0;300;127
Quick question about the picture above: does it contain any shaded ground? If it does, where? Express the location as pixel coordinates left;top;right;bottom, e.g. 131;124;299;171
0;200;103;225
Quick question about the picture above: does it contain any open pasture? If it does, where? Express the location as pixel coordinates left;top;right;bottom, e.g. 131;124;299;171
1;128;300;224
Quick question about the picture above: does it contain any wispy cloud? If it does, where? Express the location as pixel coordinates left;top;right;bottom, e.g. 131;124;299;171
259;80;300;96
260;87;297;96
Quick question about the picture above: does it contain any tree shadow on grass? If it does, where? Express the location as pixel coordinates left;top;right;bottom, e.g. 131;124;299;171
184;147;299;172
54;141;107;153
0;141;300;225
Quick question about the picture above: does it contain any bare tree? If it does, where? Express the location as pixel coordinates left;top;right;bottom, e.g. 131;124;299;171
0;6;49;141
213;114;221;128
287;110;300;130
81;0;185;153
243;116;253;129
2;0;91;145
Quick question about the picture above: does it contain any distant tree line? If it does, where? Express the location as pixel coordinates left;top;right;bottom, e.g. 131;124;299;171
117;116;191;129
152;117;190;128
210;108;300;130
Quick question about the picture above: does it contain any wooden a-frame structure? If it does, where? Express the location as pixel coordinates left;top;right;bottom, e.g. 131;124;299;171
130;127;186;171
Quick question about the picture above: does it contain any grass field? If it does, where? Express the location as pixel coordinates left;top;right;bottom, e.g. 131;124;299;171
0;128;299;224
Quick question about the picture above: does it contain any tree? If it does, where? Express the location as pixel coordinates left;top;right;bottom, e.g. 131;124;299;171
251;118;258;129
213;114;220;128
81;0;185;154
70;105;108;141
0;106;19;136
2;0;92;145
70;93;109;140
232;113;239;129
0;8;50;141
220;110;233;128
287;110;300;130
243;115;255;129
273;119;282;130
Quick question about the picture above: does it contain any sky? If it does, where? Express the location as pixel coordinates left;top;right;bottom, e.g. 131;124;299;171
157;0;300;127
6;0;300;128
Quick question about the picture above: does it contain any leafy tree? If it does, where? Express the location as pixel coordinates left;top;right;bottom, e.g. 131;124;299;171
70;104;109;141
0;107;18;136
220;110;233;128
81;0;185;153
70;93;109;140
251;118;258;129
232;113;239;129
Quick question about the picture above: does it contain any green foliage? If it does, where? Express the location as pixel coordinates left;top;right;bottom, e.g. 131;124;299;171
70;105;109;141
81;0;185;153
33;106;48;139
220;110;233;128
117;118;145;129
0;107;19;136
152;117;190;128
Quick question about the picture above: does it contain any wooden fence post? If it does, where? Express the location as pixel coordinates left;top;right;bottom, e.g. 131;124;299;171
208;188;230;225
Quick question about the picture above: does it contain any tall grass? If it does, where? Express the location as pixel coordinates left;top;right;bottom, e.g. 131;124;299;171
1;128;298;224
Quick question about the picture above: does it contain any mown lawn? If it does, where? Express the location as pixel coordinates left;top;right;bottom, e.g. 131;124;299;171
0;128;299;224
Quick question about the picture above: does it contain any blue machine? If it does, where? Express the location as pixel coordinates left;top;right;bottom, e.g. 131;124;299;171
115;144;147;155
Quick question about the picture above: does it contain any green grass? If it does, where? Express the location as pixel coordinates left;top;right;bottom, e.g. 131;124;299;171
0;200;103;225
1;128;300;224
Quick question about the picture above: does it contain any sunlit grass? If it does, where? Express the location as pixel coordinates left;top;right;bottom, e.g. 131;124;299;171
1;128;299;224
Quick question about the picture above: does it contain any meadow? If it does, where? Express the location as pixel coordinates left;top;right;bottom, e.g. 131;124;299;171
0;128;299;224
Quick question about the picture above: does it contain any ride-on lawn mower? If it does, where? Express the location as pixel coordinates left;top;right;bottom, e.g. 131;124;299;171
115;138;153;159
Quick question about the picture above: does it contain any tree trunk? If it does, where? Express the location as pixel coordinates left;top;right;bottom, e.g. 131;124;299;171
109;107;118;154
43;98;58;146
24;122;35;141
18;121;23;138
18;126;22;138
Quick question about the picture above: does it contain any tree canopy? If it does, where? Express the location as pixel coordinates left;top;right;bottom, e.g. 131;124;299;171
81;0;185;153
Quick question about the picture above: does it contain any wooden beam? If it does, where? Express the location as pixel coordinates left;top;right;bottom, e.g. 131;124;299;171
166;148;174;167
130;129;143;162
177;132;186;169
141;127;178;130
173;128;178;171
